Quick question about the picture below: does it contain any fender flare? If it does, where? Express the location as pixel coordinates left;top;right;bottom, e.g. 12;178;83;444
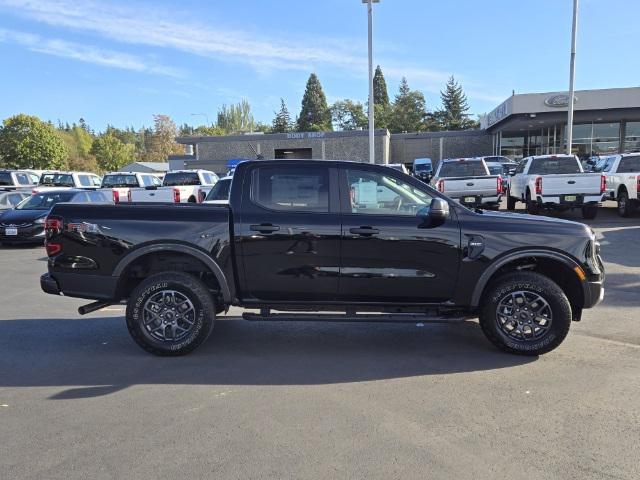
113;243;231;303
470;249;584;307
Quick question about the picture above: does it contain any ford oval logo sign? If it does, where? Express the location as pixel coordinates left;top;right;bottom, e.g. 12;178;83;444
544;94;576;108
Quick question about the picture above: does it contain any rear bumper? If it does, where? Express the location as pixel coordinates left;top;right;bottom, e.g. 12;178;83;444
41;271;119;300
536;194;604;206
452;195;502;207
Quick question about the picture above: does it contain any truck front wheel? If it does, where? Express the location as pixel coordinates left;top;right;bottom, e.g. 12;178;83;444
479;272;572;356
506;190;516;211
126;272;216;356
617;191;633;217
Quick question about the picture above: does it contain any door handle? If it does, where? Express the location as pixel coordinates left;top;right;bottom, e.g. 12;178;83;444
568;180;576;184
349;226;380;236
250;223;280;233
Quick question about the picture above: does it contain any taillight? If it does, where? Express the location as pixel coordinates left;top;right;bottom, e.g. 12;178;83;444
127;190;132;202
535;177;542;195
112;190;120;203
437;179;445;192
45;216;63;233
32;189;37;195
45;242;62;256
44;216;63;256
637;176;640;194
198;189;206;203
600;175;606;195
496;176;503;194
173;188;181;203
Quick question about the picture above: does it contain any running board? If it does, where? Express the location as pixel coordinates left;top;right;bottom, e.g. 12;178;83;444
242;312;466;323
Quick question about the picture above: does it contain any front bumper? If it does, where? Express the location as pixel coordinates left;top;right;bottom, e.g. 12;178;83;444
584;278;604;309
0;225;45;243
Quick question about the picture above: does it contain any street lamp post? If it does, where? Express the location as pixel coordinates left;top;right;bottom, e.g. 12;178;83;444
362;0;379;164
566;0;579;155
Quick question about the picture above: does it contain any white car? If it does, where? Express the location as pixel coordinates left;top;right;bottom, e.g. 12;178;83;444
129;169;218;203
100;172;163;203
430;158;504;209
203;176;232;204
507;154;605;219
596;153;640;217
34;171;102;193
0;170;39;191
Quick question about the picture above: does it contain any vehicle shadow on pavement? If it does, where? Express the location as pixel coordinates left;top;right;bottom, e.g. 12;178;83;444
0;316;536;399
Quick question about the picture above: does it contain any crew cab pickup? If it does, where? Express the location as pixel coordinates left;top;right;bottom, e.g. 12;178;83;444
100;172;163;203
41;160;604;357
128;169;218;203
34;171;102;193
594;154;640;217
431;158;503;209
507;154;605;219
0;170;39;191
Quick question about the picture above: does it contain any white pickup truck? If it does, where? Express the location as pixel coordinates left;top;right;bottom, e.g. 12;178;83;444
594;153;640;217
507;154;605;219
34;171;102;193
128;169;218;203
100;172;163;203
430;158;504;209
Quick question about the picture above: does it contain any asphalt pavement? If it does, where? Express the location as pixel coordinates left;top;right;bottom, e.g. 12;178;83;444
0;204;638;480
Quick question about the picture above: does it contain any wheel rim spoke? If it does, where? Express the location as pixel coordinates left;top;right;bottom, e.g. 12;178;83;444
142;289;196;342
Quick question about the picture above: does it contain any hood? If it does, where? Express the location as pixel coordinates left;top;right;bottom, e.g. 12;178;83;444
0;208;47;224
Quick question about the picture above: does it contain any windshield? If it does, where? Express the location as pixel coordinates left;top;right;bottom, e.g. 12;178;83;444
414;163;432;172
529;157;581;175
163;172;200;186
438;161;487;177
17;191;75;210
102;174;139;188
0;173;13;186
39;173;75;187
205;178;231;201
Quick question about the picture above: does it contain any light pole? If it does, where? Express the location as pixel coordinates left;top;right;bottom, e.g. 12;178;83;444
363;0;379;164
190;112;210;126
566;0;579;155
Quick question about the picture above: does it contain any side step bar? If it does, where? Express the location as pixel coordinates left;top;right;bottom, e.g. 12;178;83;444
242;312;466;323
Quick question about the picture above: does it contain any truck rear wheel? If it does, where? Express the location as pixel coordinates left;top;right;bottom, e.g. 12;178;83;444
617;191;633;217
479;271;572;356
581;204;598;220
126;272;215;356
506;191;516;211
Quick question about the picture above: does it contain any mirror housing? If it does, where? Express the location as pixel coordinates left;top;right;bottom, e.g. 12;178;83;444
429;198;450;222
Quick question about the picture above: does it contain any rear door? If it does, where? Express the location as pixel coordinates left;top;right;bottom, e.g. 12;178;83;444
338;165;461;303
236;162;341;302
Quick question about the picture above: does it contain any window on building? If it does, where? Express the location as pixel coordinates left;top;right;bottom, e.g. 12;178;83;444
624;122;640;153
591;123;620;155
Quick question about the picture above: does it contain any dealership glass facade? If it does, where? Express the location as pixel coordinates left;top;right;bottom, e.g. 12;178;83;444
625;121;640;153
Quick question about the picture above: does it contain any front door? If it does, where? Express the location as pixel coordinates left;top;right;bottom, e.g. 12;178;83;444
339;166;461;303
236;163;341;302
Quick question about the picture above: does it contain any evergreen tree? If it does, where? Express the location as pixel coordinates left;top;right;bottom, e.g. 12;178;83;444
440;76;474;130
297;73;332;132
272;98;293;133
373;65;389;106
388;78;427;133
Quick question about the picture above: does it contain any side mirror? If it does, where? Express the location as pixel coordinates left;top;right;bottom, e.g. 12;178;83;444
429;198;450;222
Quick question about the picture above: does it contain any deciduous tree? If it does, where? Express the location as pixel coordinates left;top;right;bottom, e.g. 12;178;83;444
331;100;368;131
388;78;427;133
0;114;68;169
90;133;135;172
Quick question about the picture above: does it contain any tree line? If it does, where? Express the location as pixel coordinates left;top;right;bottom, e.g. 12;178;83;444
0;66;478;172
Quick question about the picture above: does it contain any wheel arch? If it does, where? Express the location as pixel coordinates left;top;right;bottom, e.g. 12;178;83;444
113;243;231;303
471;250;586;311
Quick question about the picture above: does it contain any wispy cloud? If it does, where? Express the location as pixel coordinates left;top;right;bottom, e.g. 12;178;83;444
0;27;183;77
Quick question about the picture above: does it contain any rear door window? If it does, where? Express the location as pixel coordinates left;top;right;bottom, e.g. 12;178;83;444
251;166;329;212
617;155;640;173
15;173;32;185
78;175;93;187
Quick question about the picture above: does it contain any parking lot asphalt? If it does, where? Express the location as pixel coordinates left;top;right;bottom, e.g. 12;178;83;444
0;203;639;480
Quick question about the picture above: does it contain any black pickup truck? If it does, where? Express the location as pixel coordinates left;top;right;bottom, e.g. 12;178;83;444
41;160;604;356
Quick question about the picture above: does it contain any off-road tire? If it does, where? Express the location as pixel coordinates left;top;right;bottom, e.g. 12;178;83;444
581;204;598;220
126;272;215;356
479;271;572;356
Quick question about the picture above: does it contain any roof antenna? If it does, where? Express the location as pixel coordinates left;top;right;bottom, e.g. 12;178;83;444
247;142;264;160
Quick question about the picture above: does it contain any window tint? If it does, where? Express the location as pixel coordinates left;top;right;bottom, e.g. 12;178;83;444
163;172;200;186
438;160;487;177
8;193;26;206
17;191;76;210
29;173;40;183
91;175;102;186
39;173;74;187
102;174;139;188
515;161;526;174
592;156;616;173
202;173;218;185
252;166;329;212
618;155;640;173
0;173;13;186
486;163;504;175
347;169;432;217
529;157;581;175
87;191;109;202
71;192;89;203
206;178;231;201
15;173;32;185
140;175;155;187
78;175;93;187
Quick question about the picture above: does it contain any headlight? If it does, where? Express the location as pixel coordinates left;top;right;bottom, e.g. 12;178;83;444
34;217;45;224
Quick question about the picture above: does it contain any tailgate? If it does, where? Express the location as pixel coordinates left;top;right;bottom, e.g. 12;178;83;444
129;187;175;202
539;174;602;195
441;176;499;197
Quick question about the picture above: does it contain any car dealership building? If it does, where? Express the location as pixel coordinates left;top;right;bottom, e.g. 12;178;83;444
170;86;640;174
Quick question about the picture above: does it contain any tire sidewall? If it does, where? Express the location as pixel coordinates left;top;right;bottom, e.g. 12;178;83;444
618;192;629;217
482;275;570;355
127;275;212;354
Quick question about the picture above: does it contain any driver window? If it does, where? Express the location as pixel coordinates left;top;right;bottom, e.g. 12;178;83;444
346;169;432;216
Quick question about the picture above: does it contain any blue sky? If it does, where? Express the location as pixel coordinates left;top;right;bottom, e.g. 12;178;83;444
0;0;638;131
